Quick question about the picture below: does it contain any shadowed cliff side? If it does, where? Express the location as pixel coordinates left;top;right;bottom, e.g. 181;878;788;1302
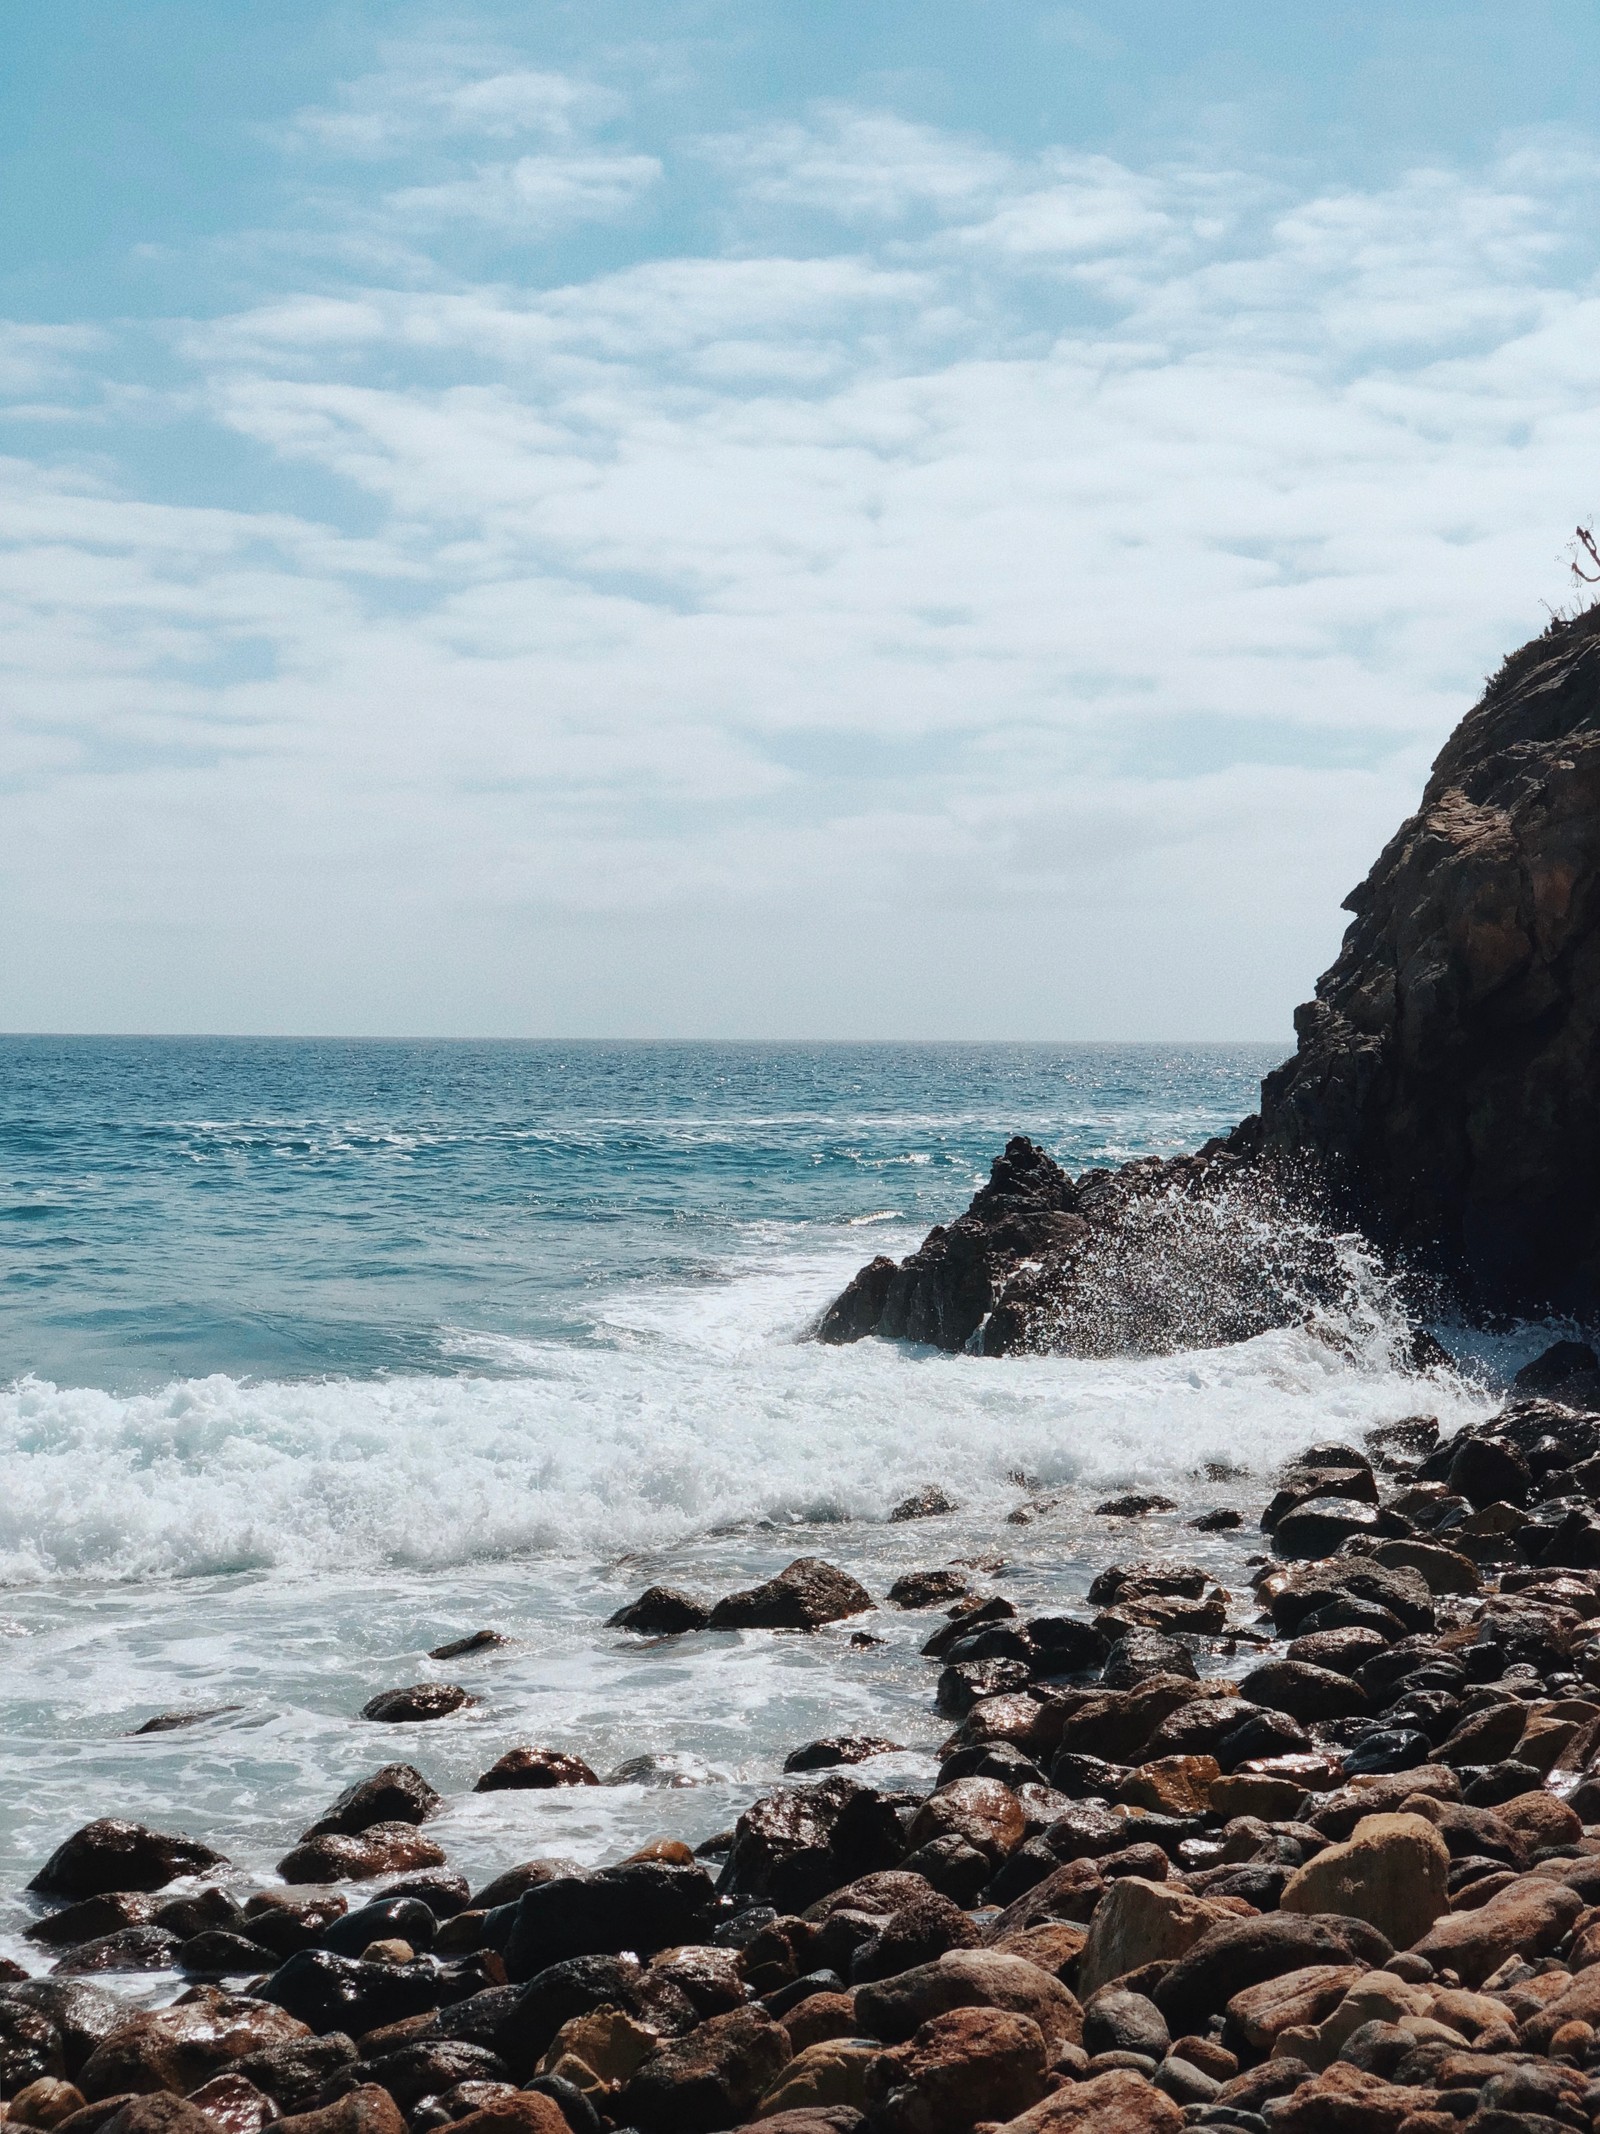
819;605;1600;1352
1258;602;1600;1314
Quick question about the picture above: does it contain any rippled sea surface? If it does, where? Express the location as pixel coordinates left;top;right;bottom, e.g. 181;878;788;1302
0;1038;1515;1970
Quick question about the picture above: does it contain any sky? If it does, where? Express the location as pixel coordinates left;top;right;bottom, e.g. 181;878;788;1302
3;2;1600;1040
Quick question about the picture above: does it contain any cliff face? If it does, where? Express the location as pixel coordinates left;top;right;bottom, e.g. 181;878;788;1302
820;607;1600;1352
1260;604;1600;1313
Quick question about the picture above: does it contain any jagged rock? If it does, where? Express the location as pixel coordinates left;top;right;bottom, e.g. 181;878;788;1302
708;1559;871;1631
606;1587;711;1635
29;1822;225;1901
816;1133;1345;1358
889;1488;958;1522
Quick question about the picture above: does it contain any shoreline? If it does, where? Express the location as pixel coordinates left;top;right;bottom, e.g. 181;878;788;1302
7;1367;1600;2133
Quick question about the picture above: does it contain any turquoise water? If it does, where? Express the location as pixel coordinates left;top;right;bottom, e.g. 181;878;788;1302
0;1038;1277;1391
0;1039;1500;1971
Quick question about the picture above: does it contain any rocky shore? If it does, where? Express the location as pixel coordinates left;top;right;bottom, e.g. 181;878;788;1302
821;606;1600;1354
14;1363;1600;2134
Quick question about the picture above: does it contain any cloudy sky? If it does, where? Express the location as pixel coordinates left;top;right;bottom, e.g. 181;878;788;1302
4;0;1599;1038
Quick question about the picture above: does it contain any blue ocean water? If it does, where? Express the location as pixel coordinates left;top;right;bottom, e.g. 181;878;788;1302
0;1037;1279;1392
0;1039;1505;1970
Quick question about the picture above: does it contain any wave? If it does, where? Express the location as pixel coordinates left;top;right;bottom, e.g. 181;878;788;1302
0;1243;1503;1587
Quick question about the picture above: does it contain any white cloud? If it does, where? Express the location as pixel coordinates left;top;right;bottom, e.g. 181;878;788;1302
387;151;662;231
5;95;1600;1034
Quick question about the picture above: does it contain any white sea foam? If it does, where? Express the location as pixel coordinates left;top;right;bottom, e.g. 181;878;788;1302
0;1239;1500;1585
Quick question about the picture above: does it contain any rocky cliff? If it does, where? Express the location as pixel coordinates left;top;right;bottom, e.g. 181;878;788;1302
820;606;1600;1352
1258;603;1600;1314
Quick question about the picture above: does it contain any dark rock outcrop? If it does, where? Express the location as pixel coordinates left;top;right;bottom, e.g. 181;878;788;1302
821;609;1600;1344
815;1133;1343;1357
1256;605;1600;1312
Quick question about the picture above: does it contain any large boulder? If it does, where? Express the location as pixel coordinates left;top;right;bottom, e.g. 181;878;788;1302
621;2008;792;2134
29;1823;225;1901
863;2006;1049;2134
853;1951;1081;2052
719;1778;904;1912
1278;1812;1449;1947
708;1560;870;1632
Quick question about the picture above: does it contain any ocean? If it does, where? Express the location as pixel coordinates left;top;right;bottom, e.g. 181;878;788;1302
0;1037;1510;1969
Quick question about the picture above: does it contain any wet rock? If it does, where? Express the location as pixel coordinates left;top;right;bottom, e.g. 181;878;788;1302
428;1631;508;1660
1053;1676;1211;1764
78;1991;308;2100
97;2100;215;2134
784;1736;901;1773
606;1587;711;1635
26;1896;159;1950
890;1488;958;1522
1285;1626;1387;1676
865;2005;1049;2134
504;1859;716;1978
28;1822;226;1902
1450;1437;1533;1510
622;2006;792;2133
718;1778;904;1913
277;1823;446;1886
242;1894;348;1962
1189;1508;1242;1532
320;1897;438;1959
1101;1632;1197;1691
359;1685;472;1724
1274;1500;1391;1557
1094;1494;1177;1518
937;1658;1032;1716
2;1981;128;2082
1023;1616;1110;1676
905;1778;1026;1864
1115;1756;1217;1817
848;1890;983;1984
131;1709;241;1735
470;1863;572;1912
474;1748;598;1792
1236;1659;1368;1723
0;2000;66;2092
1155;1912;1394;2037
708;1559;871;1632
304;1767;441;1837
234;2033;359;2112
269;2086;408;2134
887;1570;972;1610
1517;1338;1600;1396
1269;1560;1435;1639
257;1950;458;2036
182;2074;276;2134
896;1836;992;1907
175;1931;276;1977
